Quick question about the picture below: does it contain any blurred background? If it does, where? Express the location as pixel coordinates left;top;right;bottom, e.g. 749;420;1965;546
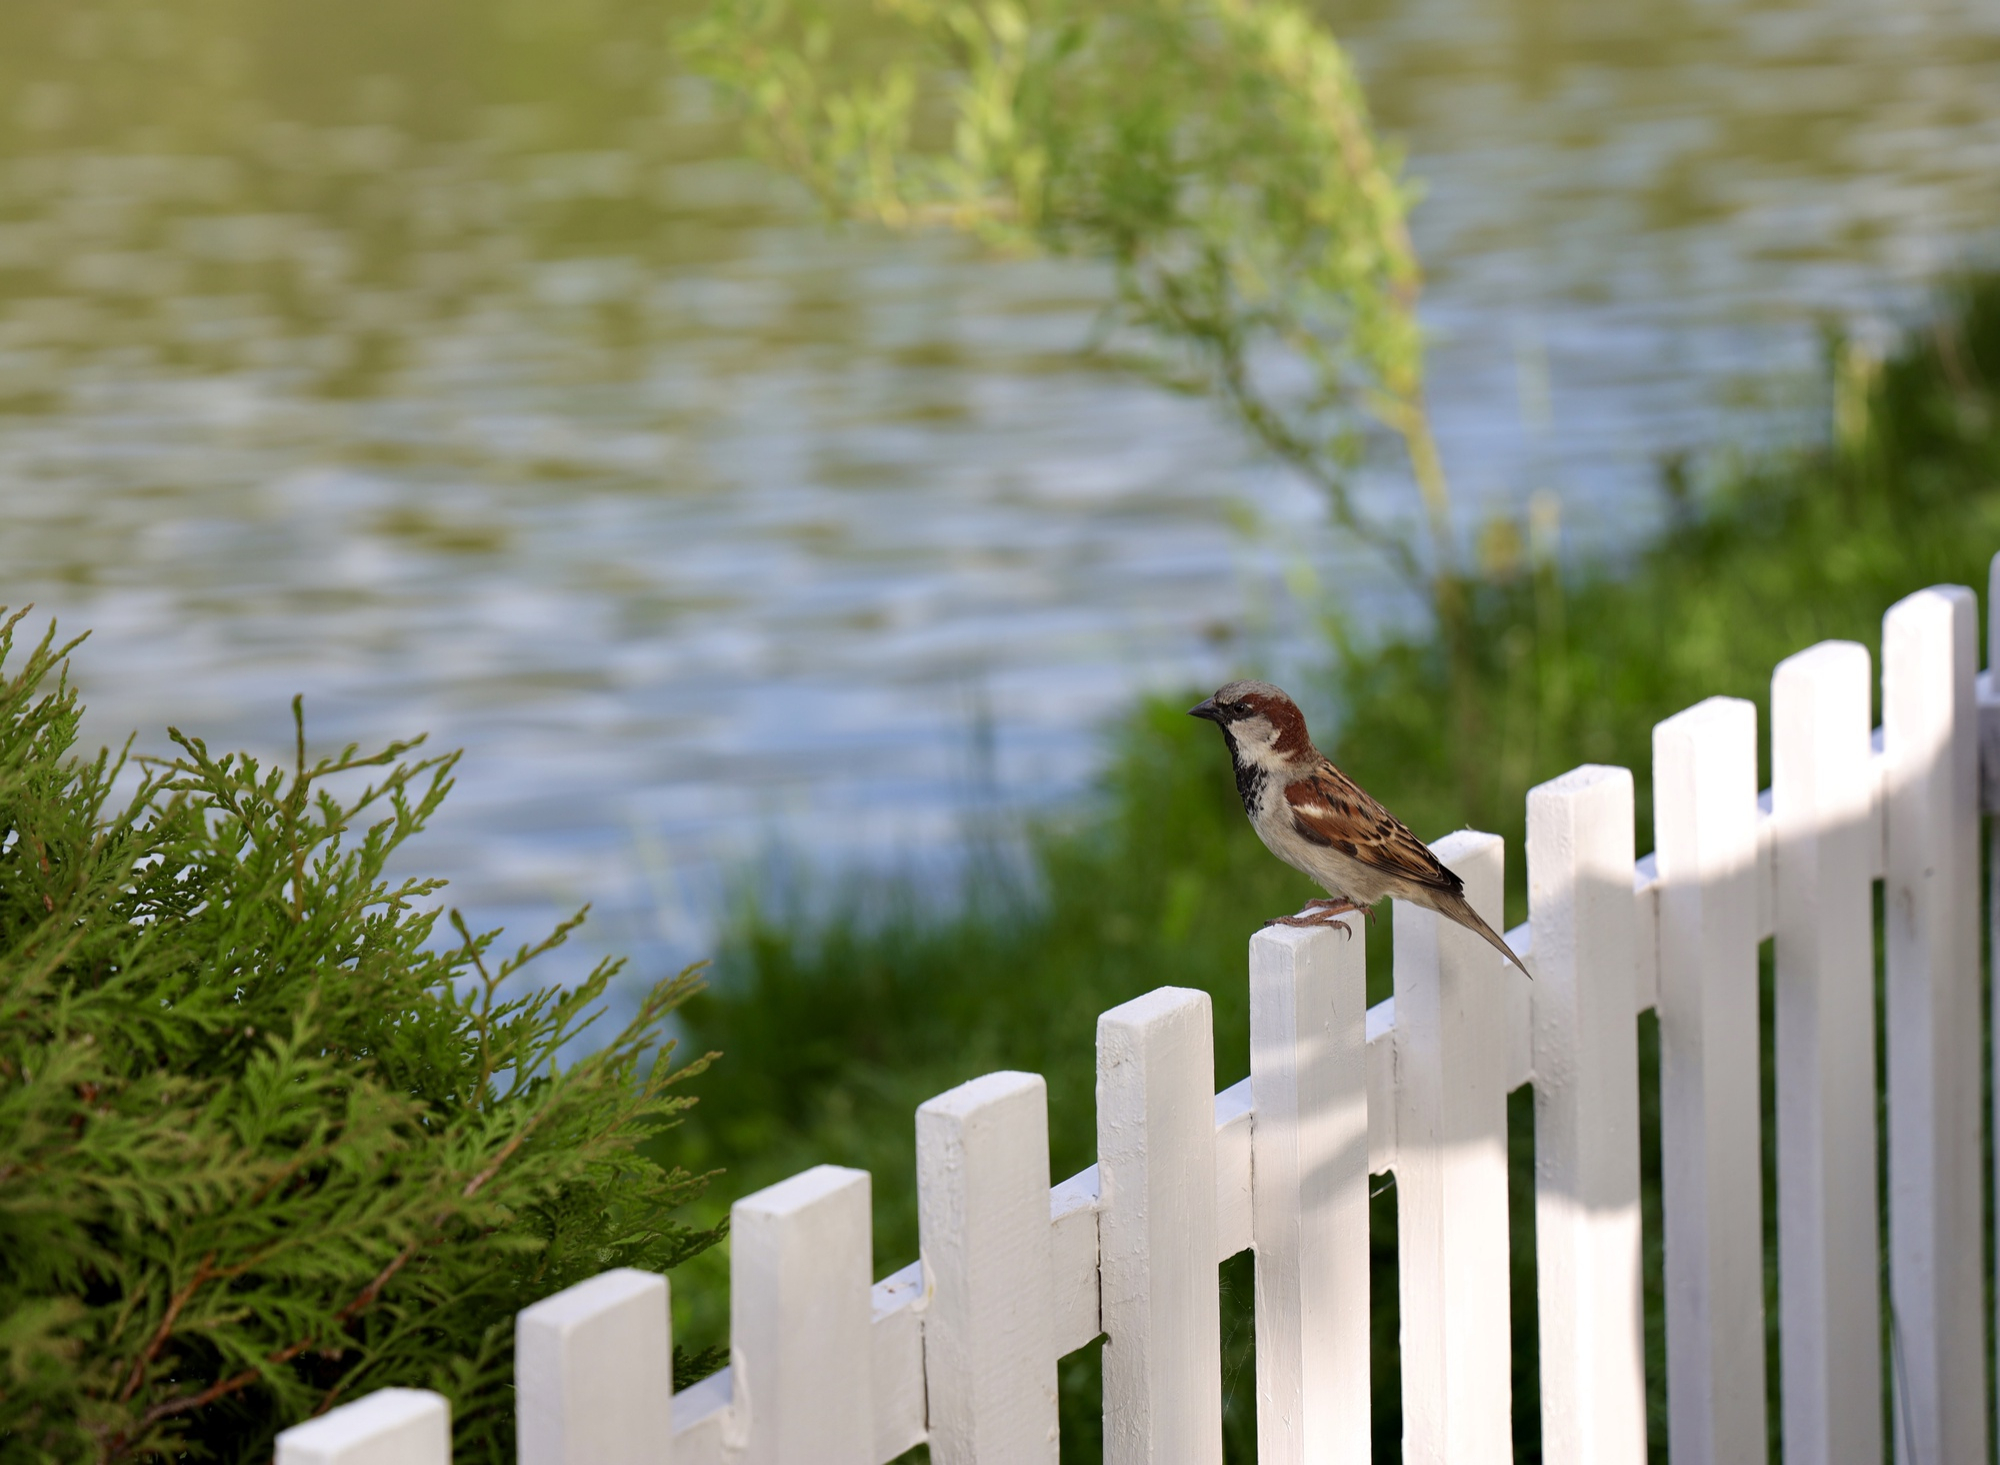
4;0;1997;998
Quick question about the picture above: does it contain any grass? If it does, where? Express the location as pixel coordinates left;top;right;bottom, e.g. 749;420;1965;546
655;271;2000;1461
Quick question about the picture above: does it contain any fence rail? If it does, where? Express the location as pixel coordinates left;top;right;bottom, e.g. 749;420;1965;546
278;561;2000;1465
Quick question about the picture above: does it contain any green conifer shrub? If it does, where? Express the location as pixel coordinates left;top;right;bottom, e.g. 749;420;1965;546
0;613;721;1465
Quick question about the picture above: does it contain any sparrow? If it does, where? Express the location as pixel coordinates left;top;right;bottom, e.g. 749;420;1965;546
1190;679;1526;973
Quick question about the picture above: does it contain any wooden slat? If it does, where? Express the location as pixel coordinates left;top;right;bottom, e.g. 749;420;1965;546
1771;641;1882;1465
1096;986;1223;1465
1653;696;1766;1465
728;1165;875;1465
1883;585;1986;1465
516;1269;673;1465
666;1369;730;1465
1979;674;2000;809
1365;998;1397;1173
1213;1078;1254;1261
917;1071;1058;1465
1504;925;1534;1090
1248;918;1371;1465
870;1264;927;1460
1631;855;1660;1013
1755;789;1777;939
1980;555;2000;812
1528;765;1647;1465
275;1390;450;1465
1049;1165;1101;1353
1394;830;1513;1465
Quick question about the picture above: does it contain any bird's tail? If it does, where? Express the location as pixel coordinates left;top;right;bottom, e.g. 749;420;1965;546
1430;890;1530;977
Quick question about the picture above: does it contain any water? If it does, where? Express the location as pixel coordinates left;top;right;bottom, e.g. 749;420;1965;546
2;0;1996;991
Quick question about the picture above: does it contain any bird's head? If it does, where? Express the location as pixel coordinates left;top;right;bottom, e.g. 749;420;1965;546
1188;680;1315;768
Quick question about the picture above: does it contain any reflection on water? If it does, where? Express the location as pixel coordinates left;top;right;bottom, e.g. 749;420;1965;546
2;0;1996;986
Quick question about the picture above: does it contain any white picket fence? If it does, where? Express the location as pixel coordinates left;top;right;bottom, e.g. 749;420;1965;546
277;563;2000;1465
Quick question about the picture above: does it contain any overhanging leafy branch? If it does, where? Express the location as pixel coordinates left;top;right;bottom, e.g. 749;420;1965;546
682;0;1460;603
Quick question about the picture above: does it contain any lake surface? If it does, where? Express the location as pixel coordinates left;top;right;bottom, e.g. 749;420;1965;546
3;0;1996;993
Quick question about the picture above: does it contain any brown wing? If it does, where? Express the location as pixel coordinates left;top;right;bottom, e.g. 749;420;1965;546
1281;759;1464;896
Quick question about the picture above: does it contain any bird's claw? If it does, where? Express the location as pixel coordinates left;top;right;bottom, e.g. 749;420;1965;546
1263;899;1362;935
1263;917;1348;934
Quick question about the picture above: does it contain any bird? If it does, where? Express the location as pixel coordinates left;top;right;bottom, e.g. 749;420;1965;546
1189;679;1527;974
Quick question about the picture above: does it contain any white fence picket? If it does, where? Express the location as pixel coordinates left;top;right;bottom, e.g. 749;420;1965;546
1394;829;1512;1465
1883;585;1986;1465
1247;917;1370;1465
516;1269;673;1465
728;1165;876;1465
916;1070;1059;1465
1652;695;1766;1465
276;1390;451;1465
1526;765;1646;1465
1096;986;1223;1465
1771;641;1882;1465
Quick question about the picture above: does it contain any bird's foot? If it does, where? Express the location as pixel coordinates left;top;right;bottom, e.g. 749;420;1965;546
1264;898;1364;933
1309;897;1376;924
1263;913;1355;934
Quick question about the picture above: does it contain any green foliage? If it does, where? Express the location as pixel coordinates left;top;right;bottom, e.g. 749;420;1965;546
680;0;1450;586
0;624;720;1465
675;274;2000;1461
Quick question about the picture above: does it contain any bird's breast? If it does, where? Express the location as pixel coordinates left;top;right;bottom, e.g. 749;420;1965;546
1242;772;1389;904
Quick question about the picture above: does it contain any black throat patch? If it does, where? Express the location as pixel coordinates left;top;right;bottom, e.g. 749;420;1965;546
1226;740;1266;817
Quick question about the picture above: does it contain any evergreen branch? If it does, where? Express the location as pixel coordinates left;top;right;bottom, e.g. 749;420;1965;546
311;1112;553;1417
322;1108;550;1347
453;1113;544;1205
134;1365;261;1429
451;909;501;1103
3;633;720;1461
115;1253;217;1403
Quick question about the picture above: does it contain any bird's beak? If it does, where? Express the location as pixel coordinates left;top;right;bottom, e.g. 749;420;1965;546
1188;697;1220;722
